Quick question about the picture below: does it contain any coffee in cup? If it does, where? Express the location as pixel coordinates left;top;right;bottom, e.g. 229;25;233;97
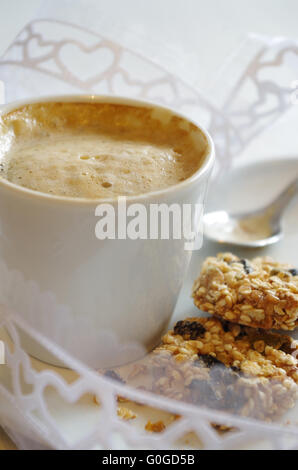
0;101;208;199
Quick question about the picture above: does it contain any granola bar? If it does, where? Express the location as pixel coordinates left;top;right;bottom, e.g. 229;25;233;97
192;253;298;330
150;317;298;420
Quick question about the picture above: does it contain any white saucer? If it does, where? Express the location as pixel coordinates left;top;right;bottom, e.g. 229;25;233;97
1;158;298;449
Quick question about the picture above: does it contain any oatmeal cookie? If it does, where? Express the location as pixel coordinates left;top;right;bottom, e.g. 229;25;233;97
192;253;298;330
150;317;298;420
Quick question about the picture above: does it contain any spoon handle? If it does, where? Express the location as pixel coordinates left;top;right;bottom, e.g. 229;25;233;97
267;177;298;220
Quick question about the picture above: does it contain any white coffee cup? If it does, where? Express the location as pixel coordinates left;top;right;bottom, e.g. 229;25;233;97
0;95;214;368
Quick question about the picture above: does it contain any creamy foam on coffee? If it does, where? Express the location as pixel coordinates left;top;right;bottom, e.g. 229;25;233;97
0;102;209;199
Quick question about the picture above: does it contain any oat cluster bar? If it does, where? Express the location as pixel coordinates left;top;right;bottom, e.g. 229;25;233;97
192;253;298;330
151;317;298;420
101;252;298;424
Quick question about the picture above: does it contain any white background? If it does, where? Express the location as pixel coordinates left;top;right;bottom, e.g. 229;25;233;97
0;0;297;90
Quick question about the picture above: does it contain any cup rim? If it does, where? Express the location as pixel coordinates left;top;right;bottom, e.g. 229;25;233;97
0;94;215;205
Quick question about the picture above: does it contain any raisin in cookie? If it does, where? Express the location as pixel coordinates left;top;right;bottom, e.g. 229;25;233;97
192;253;298;330
150;317;298;420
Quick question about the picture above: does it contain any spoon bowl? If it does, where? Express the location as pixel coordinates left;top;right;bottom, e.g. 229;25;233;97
203;178;298;247
203;210;283;247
